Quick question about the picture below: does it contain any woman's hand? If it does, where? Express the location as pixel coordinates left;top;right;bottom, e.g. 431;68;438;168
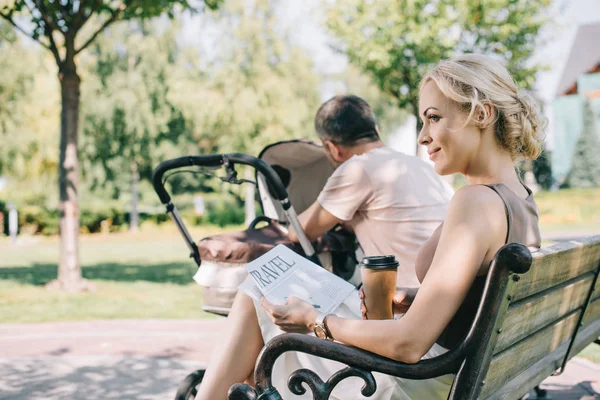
260;296;320;334
359;287;416;320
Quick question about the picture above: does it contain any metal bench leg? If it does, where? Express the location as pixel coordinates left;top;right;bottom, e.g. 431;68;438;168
174;369;205;400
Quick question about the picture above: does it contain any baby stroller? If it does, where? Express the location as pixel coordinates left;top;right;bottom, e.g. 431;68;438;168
152;140;361;400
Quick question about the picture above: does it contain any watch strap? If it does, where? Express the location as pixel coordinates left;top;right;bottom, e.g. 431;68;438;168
313;313;333;340
323;314;333;340
314;313;327;327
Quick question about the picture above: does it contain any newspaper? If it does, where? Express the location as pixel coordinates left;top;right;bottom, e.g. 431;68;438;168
239;244;356;315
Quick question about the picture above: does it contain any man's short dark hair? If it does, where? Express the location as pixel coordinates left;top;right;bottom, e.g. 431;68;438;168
314;95;380;146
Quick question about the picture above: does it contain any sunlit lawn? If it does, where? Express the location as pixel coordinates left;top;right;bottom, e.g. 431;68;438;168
579;343;600;364
536;188;600;234
0;224;240;323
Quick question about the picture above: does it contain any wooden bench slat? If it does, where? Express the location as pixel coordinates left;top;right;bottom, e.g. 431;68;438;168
495;274;594;354
481;317;600;400
583;296;600;325
480;310;581;398
513;236;600;301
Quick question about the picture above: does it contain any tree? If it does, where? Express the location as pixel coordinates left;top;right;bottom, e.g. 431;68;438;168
567;100;600;188
81;21;185;232
0;0;220;290
171;0;322;222
194;0;322;155
325;0;551;150
0;21;59;192
0;21;37;177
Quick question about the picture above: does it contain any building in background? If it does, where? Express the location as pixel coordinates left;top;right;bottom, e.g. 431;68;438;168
551;22;600;185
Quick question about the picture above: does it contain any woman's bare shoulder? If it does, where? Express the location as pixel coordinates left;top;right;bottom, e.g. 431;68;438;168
445;185;507;236
451;185;505;210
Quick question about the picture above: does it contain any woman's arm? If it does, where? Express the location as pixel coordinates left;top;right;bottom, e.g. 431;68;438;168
264;186;507;363
326;186;507;362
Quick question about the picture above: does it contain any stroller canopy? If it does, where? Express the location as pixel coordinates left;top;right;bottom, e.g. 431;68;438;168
257;140;334;222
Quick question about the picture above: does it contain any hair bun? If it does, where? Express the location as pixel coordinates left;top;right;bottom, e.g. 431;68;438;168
508;92;547;161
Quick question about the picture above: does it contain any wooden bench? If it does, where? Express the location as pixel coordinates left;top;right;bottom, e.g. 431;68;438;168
228;235;600;400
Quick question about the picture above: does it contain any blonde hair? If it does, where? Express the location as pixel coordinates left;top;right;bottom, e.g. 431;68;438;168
420;54;547;161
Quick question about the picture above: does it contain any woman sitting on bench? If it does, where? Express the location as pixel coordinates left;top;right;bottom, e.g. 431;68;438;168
196;54;546;400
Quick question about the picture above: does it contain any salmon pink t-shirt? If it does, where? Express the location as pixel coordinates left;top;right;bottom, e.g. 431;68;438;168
317;147;453;288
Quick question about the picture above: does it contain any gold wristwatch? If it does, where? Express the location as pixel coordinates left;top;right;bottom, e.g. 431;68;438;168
313;313;333;340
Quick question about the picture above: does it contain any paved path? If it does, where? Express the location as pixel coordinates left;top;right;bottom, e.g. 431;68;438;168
0;320;224;400
0;319;598;399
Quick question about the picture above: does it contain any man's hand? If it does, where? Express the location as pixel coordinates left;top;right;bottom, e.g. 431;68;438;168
391;289;416;314
359;287;417;319
260;296;319;333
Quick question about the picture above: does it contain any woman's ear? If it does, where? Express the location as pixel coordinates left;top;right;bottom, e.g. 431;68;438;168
477;103;495;128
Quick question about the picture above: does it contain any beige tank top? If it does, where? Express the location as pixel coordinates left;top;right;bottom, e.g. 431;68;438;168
436;183;541;349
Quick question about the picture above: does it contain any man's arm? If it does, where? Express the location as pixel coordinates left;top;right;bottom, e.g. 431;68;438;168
288;158;369;243
287;201;342;243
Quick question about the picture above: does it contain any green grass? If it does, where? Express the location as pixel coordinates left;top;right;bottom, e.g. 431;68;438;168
0;280;217;323
536;188;600;233
0;225;239;323
579;343;600;364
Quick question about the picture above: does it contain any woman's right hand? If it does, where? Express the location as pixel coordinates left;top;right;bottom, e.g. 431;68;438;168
359;287;416;319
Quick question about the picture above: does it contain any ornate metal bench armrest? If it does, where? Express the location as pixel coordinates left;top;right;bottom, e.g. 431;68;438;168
228;334;466;400
229;244;532;400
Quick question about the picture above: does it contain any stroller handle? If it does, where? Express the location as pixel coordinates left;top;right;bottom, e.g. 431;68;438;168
152;153;317;265
152;154;290;207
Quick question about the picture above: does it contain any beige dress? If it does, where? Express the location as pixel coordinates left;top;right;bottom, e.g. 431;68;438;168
252;183;540;399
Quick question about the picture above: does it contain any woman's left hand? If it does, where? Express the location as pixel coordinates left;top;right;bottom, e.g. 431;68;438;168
260;296;319;334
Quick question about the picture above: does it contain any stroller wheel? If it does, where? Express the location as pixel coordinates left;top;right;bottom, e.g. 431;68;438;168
174;369;205;400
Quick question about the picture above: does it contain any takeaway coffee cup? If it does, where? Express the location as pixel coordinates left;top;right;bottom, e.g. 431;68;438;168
360;255;399;320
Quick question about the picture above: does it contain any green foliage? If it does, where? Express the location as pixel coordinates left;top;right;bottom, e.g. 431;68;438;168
175;0;322;157
80;21;188;194
12;194;245;235
79;0;323;202
205;198;245;227
0;22;59;179
325;0;551;126
1;1;327;235
0;1;220;74
567;100;600;188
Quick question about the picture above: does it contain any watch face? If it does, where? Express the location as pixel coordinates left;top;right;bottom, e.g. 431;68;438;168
314;325;327;339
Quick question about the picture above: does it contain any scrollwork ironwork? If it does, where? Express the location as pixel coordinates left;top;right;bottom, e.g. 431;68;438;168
287;366;376;400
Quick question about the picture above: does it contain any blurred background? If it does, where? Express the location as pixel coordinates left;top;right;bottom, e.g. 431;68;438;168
0;0;599;362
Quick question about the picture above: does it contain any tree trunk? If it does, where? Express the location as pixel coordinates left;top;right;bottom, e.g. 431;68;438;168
46;69;93;291
130;161;139;233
